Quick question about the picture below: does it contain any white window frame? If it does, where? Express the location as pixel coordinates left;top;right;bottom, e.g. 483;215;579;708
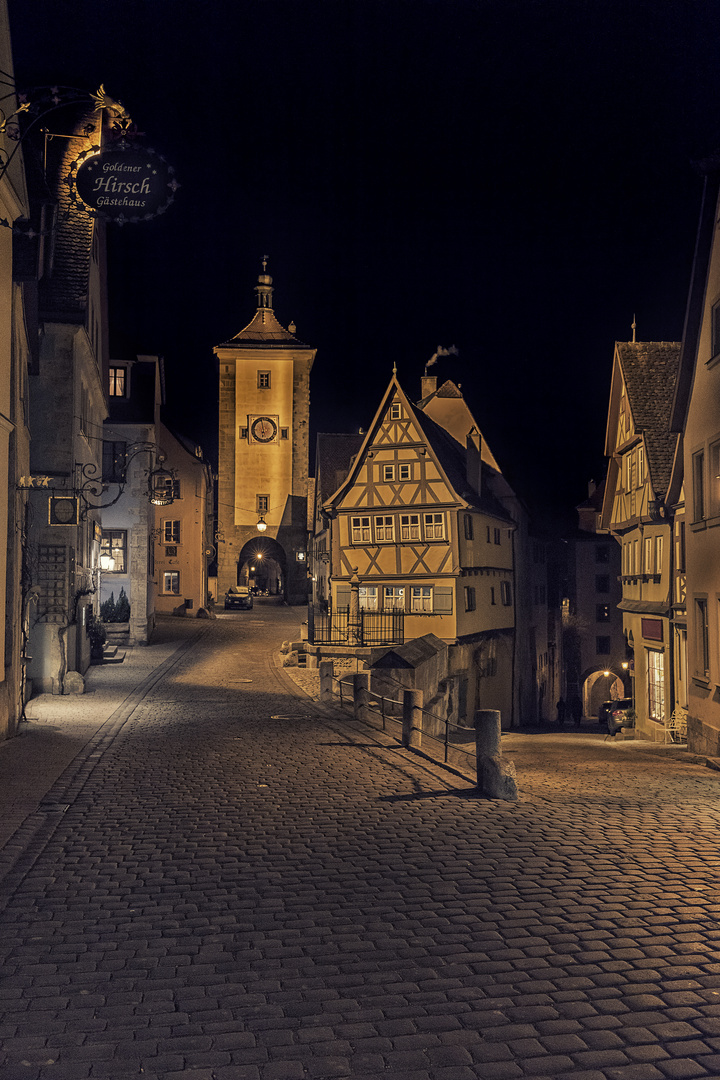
390;403;402;420
644;536;653;574
384;586;405;611
654;535;663;577
351;516;371;543
163;571;180;595
411;586;433;612
400;514;420;541
423;513;444;540
382;464;395;482
398;463;411;481
359;586;378;611
374;515;394;542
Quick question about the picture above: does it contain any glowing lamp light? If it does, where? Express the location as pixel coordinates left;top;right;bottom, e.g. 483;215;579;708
603;670;611;677
99;554;116;572
256;516;267;532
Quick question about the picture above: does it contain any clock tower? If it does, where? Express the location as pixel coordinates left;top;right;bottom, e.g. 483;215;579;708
214;263;316;604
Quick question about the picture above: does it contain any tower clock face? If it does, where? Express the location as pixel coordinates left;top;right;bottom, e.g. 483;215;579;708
251;416;278;443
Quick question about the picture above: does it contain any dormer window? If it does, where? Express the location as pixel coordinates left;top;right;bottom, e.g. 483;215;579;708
109;366;127;397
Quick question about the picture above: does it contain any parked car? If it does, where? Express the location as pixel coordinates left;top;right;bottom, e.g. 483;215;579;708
224;586;253;610
598;700;615;727
607;697;634;735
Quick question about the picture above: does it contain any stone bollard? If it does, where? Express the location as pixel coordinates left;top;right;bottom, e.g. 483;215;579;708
319;660;334;702
353;672;370;722
402;689;423;749
474;709;518;800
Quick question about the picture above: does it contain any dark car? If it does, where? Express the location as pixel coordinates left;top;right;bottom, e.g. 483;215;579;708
598;700;616;727
224;586;253;610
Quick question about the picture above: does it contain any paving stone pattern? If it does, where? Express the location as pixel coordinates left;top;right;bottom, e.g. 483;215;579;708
2;609;720;1079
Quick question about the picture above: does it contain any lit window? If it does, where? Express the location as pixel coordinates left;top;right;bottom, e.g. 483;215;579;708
596;604;610;622
647;649;666;721
100;530;126;573
464;586;476;612
109;366;126;397
351;516;371;543
359;586;378;610
424;513;444;540
163;571;180;595
398;463;411;481
383;464;395;482
374;515;394;542
411;586;433;612
500;580;512;606
257;371;271;389
384;586;405;610
400;514;420;540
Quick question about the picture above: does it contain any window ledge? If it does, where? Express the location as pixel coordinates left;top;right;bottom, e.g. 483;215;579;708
706;350;720;370
692;675;711;687
690;520;707;532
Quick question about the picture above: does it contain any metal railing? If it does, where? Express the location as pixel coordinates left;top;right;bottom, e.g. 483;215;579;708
308;606;404;646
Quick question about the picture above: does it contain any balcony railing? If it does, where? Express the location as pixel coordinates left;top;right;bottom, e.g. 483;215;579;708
308;605;404;646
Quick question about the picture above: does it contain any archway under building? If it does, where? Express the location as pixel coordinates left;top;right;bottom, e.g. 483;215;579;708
237;536;287;597
582;668;626;719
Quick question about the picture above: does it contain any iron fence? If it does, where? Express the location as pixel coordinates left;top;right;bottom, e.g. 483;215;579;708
308;605;404;646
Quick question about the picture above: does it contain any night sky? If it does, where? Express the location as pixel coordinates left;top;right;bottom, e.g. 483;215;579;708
9;0;720;530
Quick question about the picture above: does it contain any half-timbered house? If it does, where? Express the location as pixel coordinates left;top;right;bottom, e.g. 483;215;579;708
600;340;685;741
316;374;519;722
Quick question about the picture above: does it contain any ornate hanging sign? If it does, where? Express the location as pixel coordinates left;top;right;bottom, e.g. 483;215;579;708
69;142;179;224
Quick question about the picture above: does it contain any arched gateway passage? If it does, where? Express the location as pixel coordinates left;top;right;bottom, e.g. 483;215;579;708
237;536;287;596
583;668;625;719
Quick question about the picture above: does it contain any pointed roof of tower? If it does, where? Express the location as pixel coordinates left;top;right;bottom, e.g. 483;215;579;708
215;259;310;348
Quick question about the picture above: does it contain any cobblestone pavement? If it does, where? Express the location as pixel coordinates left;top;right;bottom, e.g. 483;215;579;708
2;606;720;1080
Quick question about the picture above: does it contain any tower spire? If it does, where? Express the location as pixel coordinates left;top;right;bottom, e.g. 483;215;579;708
631;313;637;343
255;255;273;311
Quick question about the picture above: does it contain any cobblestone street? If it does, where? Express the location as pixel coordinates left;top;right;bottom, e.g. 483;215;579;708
2;607;720;1080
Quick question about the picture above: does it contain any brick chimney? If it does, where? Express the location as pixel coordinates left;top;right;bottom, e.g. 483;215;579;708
421;374;437;400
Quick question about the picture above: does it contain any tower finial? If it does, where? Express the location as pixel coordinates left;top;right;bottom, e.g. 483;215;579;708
631;313;637;343
255;257;273;311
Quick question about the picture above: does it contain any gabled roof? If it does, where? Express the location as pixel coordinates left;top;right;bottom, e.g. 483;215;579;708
615;341;681;500
322;375;514;523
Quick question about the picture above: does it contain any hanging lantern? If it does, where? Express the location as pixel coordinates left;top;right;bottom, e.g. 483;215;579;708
149;465;175;505
256;515;267;533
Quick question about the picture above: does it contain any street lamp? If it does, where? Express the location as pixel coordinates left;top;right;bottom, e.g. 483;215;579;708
256;516;267;533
